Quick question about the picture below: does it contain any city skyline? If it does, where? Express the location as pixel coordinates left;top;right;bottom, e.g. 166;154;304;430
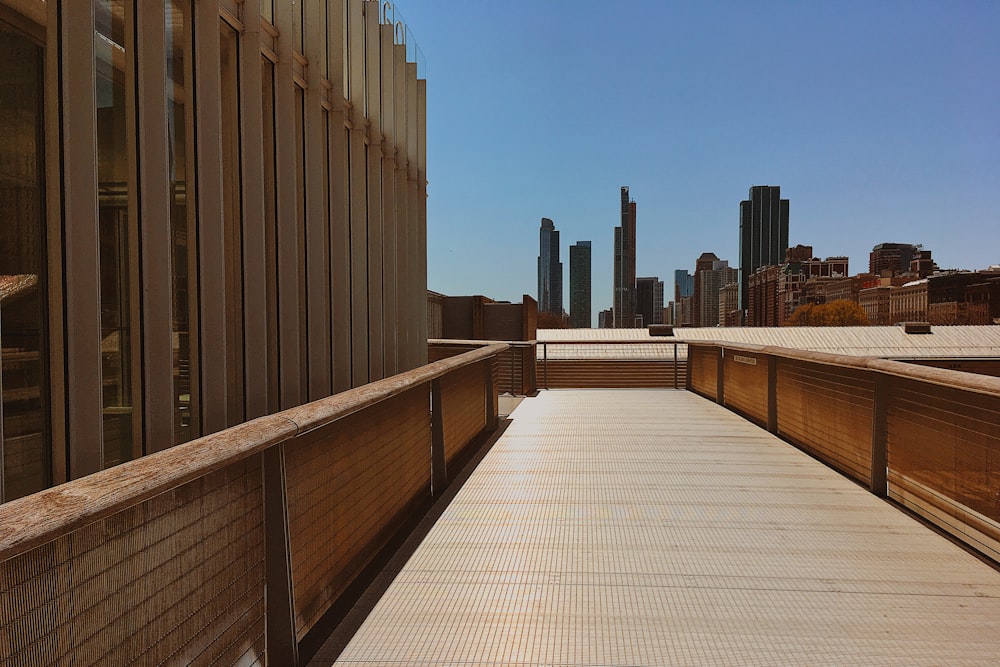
399;2;999;312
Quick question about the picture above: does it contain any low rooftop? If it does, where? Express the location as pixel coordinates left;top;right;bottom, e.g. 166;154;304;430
538;325;1000;359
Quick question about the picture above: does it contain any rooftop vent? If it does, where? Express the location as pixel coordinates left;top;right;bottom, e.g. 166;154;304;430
902;321;932;334
649;324;674;337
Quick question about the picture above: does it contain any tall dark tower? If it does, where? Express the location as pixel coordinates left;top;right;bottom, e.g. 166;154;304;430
739;185;789;312
569;241;592;328
613;186;637;327
537;218;563;316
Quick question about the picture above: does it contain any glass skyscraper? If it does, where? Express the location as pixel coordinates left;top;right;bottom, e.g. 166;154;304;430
569;241;592;328
613;186;637;327
739;185;790;311
537;218;563;316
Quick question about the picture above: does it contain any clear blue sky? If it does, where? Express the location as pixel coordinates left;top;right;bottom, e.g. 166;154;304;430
399;1;1000;317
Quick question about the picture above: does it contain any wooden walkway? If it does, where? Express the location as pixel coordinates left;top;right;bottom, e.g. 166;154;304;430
333;389;1000;666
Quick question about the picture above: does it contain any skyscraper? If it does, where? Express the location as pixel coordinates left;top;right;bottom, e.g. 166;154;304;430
692;252;719;327
569;241;592;328
636;277;665;326
613;186;637;327
698;259;738;327
739;186;789;312
673;269;694;326
869;243;919;276
537;218;563;316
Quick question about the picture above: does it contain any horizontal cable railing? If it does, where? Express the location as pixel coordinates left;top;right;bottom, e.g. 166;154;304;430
0;343;507;666
687;341;1000;564
536;339;688;390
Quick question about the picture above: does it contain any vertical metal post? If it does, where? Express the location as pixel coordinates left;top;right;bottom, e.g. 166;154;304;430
767;355;778;433
685;344;692;390
673;342;678;389
509;347;515;395
485;359;497;431
870;373;889;497
430;378;446;495
716;346;725;405
543;342;548;390
262;446;299;665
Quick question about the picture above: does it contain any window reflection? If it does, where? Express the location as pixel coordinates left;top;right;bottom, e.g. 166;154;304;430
96;0;134;468
0;26;49;501
167;0;195;444
220;21;244;425
295;86;307;398
262;56;279;414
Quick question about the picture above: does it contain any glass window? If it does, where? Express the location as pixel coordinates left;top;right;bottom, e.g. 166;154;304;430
220;20;244;425
0;24;49;502
295;86;307;399
167;0;196;444
343;0;349;95
95;0;135;468
261;56;278;414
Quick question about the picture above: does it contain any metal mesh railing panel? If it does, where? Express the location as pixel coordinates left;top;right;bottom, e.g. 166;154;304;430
495;347;521;395
542;360;686;389
0;460;266;666
887;378;1000;555
722;351;769;425
285;386;432;640
688;345;718;400
776;360;875;486
440;362;486;465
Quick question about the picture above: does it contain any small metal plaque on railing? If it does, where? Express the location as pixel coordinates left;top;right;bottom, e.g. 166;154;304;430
732;355;758;366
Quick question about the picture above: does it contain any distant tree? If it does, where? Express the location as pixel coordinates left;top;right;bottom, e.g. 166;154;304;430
822;299;870;326
786;302;816;326
537;311;569;329
786;300;868;326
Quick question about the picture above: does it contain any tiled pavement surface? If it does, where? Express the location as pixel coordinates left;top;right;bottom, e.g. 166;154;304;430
334;389;1000;666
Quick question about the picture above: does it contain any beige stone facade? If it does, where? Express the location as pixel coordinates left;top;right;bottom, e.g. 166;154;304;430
890;280;929;323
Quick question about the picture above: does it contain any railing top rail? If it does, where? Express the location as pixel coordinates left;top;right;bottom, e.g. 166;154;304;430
429;338;536;347
0;343;509;560
536;339;682;345
688;340;1000;396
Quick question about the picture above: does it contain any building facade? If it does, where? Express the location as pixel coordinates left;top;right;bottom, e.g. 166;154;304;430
636;277;664;327
697;260;737;328
747;265;780;327
673;269;694;326
719;283;740;327
891;280;929;323
613;186;637;327
0;0;427;502
870;243;918;276
927;271;1000;325
537;218;562;316
739;185;789;311
859;286;891;325
569;241;592;328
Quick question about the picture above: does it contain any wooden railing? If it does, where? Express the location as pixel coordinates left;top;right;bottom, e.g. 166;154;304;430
0;344;507;666
687;341;1000;563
